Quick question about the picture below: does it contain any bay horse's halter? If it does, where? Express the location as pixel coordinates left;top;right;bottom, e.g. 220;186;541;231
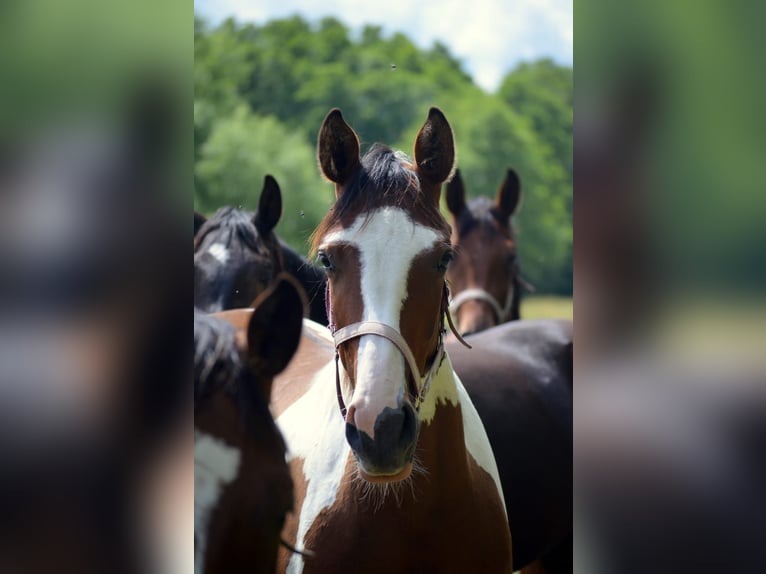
448;284;515;325
326;282;470;419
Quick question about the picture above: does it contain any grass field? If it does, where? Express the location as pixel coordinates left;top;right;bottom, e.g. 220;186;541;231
520;296;573;320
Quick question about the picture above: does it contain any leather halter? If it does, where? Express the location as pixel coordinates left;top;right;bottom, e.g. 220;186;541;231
448;284;514;325
326;282;469;419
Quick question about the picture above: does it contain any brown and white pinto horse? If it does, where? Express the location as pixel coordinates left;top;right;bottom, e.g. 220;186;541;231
269;108;512;573
194;275;305;574
445;168;527;335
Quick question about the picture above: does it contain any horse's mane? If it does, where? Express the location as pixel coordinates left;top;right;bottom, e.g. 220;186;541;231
195;206;267;252
311;144;450;253
194;312;286;453
194;313;241;405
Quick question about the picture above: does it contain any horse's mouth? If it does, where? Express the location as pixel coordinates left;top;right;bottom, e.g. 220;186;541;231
358;461;413;483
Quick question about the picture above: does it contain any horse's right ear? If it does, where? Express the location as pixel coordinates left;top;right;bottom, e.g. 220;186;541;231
445;169;466;218
246;274;306;398
496;168;521;220
194;212;207;237
317;108;360;193
254;175;282;234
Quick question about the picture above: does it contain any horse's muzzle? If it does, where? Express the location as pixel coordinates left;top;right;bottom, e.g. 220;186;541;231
345;404;420;480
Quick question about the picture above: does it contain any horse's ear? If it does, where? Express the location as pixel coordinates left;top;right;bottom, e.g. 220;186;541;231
254;174;282;234
445;169;466;218
414;107;455;203
194;211;207;237
496;168;521;220
247;274;306;398
317;108;360;192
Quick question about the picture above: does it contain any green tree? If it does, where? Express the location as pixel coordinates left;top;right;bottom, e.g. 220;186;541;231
498;59;573;180
193;15;572;293
195;106;334;250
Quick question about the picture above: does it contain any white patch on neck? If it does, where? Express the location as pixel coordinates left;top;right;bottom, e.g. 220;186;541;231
207;242;229;265
194;431;242;574
276;362;350;574
322;207;440;436
453;360;508;517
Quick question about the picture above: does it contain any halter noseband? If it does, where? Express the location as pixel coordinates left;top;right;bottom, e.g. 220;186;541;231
448;284;514;325
326;282;469;419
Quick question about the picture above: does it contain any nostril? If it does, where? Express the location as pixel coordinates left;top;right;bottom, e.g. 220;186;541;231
400;404;417;445
345;404;356;425
345;419;362;452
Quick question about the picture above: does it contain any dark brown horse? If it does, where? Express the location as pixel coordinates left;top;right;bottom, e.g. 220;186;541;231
194;175;284;312
194;275;305;574
445;168;527;335
268;108;513;573
194;178;328;323
447;319;573;572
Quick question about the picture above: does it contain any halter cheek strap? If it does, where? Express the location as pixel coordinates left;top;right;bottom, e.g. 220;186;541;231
448;284;514;325
326;282;469;419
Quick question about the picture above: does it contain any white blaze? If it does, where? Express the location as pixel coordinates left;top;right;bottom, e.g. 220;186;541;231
207;242;229;265
322;207;439;437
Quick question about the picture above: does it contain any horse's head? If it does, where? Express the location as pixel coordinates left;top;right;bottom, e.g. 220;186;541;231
445;168;522;335
194;275;305;573
313;108;456;482
194;175;284;312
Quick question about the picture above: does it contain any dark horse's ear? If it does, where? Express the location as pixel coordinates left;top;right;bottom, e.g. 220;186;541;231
317;108;360;194
414;107;455;204
445;168;467;218
247;274;307;399
254;174;282;234
194;212;207;237
495;168;521;221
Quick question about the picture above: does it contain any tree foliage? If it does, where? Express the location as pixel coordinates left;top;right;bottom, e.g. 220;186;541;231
195;15;572;293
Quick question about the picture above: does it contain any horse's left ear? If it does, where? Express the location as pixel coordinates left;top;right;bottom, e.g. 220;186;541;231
445;169;467;218
414;107;455;204
496;168;521;220
254;175;282;234
247;274;306;398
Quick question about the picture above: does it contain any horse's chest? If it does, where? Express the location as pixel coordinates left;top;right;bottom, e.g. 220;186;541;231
298;488;511;574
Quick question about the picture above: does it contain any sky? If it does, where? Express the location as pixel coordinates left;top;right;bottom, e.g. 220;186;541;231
194;0;572;92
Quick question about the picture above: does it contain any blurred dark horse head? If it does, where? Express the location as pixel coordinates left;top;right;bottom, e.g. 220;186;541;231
0;84;188;571
194;176;283;312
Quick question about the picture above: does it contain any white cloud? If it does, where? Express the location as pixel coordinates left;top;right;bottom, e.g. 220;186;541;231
195;0;572;92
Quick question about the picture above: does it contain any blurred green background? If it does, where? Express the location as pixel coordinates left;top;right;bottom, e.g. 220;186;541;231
194;15;573;295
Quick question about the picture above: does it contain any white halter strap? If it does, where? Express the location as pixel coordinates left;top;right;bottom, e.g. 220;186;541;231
333;321;445;413
448;285;514;324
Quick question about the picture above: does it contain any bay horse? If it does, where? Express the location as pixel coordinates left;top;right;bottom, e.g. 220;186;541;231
194;178;328;323
445;168;528;335
446;320;573;572
194;275;305;574
269;108;513;572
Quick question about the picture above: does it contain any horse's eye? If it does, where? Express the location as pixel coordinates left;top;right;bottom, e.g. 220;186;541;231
437;251;454;271
317;251;334;271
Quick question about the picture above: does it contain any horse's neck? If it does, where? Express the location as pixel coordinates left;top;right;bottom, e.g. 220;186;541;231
278;241;328;323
